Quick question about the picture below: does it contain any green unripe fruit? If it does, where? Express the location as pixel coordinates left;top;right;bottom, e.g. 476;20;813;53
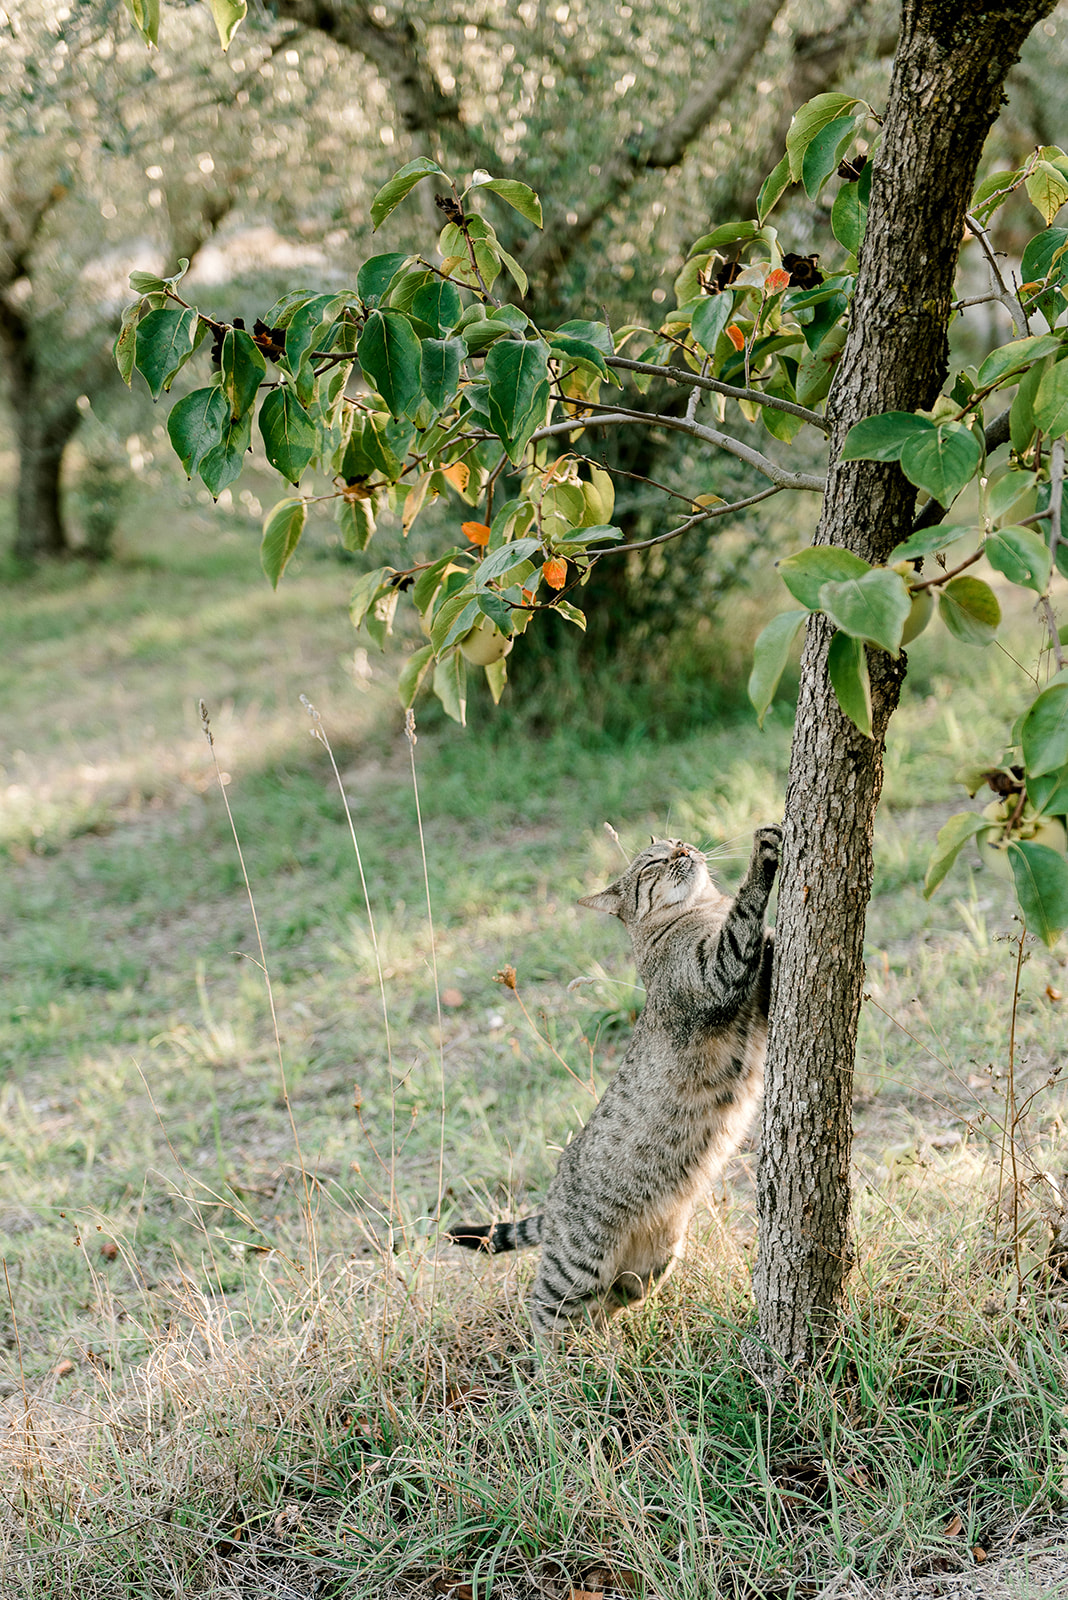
458;618;513;665
892;562;934;645
977;799;1068;879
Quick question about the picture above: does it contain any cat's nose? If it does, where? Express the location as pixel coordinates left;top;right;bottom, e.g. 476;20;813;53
670;843;687;859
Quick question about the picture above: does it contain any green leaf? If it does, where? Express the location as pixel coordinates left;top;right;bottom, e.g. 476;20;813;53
818;567;912;655
1022;682;1068;776
831;181;866;256
349;567;394;628
1010;354;1052;454
1027;764;1068;817
472;537;542;585
801;113;861;200
687;222;761;256
398;644;435;709
786;93;860;182
554;319;614;355
970;167;1023;224
777;546;870;610
1033;358;1068;437
260;497;305;588
411;279;463;337
114;304;141;387
284;294;344;374
129;269;168;295
122;0;160;47
477;592;515;633
1009;841;1068;946
220;327;266;419
484;656;508;704
432;594;481;655
691;295;734;357
468;173;543;228
985;524;1052;594
938;576;1001;646
748;609;807;726
199;410;252;498
553;599;587;631
258;387;317;484
357;310;423;420
900;422;982;507
757;153;791;224
974;333;1063;389
841;410;935;463
923;811;989;898
827;630;872;737
364;587;399;650
420;336;464;413
485;338;550;453
1025;160;1068;226
794;323;846;407
371;158;444;230
207;0;246;50
133;308;197;401
1021;226;1068;287
412;548;464;616
167;385;229;477
356;253;409;306
888;523;975;563
433;651;467;726
547;335;609;378
335;495;376;552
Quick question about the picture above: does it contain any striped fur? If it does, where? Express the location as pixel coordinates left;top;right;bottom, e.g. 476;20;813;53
446;827;780;1342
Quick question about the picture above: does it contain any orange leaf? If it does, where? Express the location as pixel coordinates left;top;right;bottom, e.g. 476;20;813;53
521;587;535;605
543;557;567;589
726;324;746;351
766;267;791;294
462;521;491;547
972;1547;987;1563
441;461;470;492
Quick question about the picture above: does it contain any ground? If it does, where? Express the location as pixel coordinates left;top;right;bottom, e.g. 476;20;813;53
2;475;1067;1597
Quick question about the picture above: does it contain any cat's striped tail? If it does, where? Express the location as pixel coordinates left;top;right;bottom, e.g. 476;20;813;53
444;1216;543;1253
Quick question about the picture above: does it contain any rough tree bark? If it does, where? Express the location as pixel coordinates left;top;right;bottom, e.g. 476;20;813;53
754;0;1058;1374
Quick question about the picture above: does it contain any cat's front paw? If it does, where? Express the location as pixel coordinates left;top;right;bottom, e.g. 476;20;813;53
752;825;782;876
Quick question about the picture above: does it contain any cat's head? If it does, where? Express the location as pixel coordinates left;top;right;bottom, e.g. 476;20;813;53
578;838;711;924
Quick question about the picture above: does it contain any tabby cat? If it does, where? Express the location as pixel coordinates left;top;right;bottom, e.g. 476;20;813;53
446;825;781;1341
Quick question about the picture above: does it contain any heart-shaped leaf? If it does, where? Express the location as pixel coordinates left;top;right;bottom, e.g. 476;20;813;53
900;422;982;507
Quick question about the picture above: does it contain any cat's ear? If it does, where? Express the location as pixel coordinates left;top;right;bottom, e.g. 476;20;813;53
578;881;625;918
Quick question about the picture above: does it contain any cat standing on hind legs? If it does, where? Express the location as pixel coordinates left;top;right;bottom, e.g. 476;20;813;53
446;824;781;1343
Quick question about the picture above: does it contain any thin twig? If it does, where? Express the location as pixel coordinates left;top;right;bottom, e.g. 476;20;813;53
600;485;787;556
606;353;830;432
910;548;984;593
964;211;1029;338
528;407;826;492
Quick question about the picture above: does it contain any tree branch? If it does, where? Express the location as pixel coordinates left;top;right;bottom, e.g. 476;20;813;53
607;354;830;431
529;406;826;491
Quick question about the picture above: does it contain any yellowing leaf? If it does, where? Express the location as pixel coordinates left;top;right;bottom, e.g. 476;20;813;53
441;461;470;492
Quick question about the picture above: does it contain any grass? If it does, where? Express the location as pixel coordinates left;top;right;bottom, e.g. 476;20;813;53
2;470;1068;1597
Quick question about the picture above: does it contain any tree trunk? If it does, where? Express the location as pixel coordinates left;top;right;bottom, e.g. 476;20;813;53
13;403;80;563
753;0;1057;1374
